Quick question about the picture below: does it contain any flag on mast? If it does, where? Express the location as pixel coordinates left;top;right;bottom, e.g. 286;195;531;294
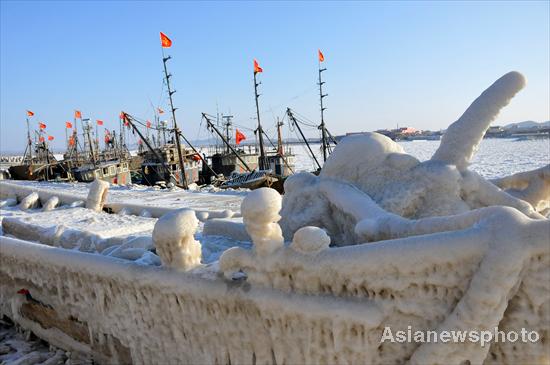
48;135;54;141
157;107;164;114
236;129;246;145
65;121;73;128
38;122;47;130
318;49;325;62
146;120;152;128
160;32;172;48
75;110;82;119
27;110;34;117
96;120;104;126
253;59;263;74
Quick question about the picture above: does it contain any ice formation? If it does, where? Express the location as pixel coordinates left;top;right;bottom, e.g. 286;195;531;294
19;192;39;210
1;71;549;364
152;209;202;270
85;179;109;212
290;226;330;254
240;188;284;256
41;196;59;211
280;71;547;244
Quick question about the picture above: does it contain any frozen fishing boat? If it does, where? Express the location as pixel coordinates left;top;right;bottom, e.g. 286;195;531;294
71;160;131;184
9;113;66;181
64;116;132;184
201;60;295;192
140;142;200;186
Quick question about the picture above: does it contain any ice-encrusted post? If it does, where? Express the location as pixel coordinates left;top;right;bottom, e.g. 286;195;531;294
42;196;59;211
241;188;284;256
152;209;202;271
19;192;39;210
86;179;109;212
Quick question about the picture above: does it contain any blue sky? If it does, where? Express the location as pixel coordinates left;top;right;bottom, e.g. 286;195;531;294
1;1;549;152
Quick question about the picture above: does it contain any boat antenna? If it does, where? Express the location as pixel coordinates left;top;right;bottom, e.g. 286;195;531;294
160;32;188;189
318;49;329;162
253;59;267;170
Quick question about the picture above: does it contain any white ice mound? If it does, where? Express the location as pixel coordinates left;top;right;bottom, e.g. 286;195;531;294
290;226;330;254
152;208;202;270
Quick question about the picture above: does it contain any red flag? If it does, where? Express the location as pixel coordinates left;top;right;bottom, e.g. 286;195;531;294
146;120;152;128
68;136;75;146
119;112;125;119
97;120;104;126
253;59;263;74
75;110;82;119
48;135;54;141
236;129;246;145
318;49;325;62
160;32;172;48
38;122;47;130
27;110;34;117
39;136;45;142
124;120;129;127
157;107;164;114
105;135;110;143
65;121;73;129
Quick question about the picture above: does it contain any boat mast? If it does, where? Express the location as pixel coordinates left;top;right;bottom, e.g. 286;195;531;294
25;116;32;162
222;114;233;154
318;52;329;162
253;61;266;170
276;117;283;155
84;120;96;165
161;54;188;189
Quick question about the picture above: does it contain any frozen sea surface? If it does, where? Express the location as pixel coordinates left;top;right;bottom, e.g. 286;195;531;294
292;138;549;179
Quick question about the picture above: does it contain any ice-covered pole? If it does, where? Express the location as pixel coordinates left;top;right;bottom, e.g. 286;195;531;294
241;188;284;256
86;179;109;212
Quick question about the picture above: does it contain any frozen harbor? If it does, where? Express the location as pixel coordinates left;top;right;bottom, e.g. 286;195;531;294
0;72;549;364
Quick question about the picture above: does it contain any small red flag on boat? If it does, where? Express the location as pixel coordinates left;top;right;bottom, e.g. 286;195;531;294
27;110;34;117
236;129;246;145
68;136;75;146
97;120;104;126
318;49;325;62
39;136;45;142
253;59;263;74
38;122;46;130
160;32;172;48
75;110;82;119
124;120;129;127
65;121;73;129
119;112;125;119
48;135;54;141
157;107;164;114
146;120;152;128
